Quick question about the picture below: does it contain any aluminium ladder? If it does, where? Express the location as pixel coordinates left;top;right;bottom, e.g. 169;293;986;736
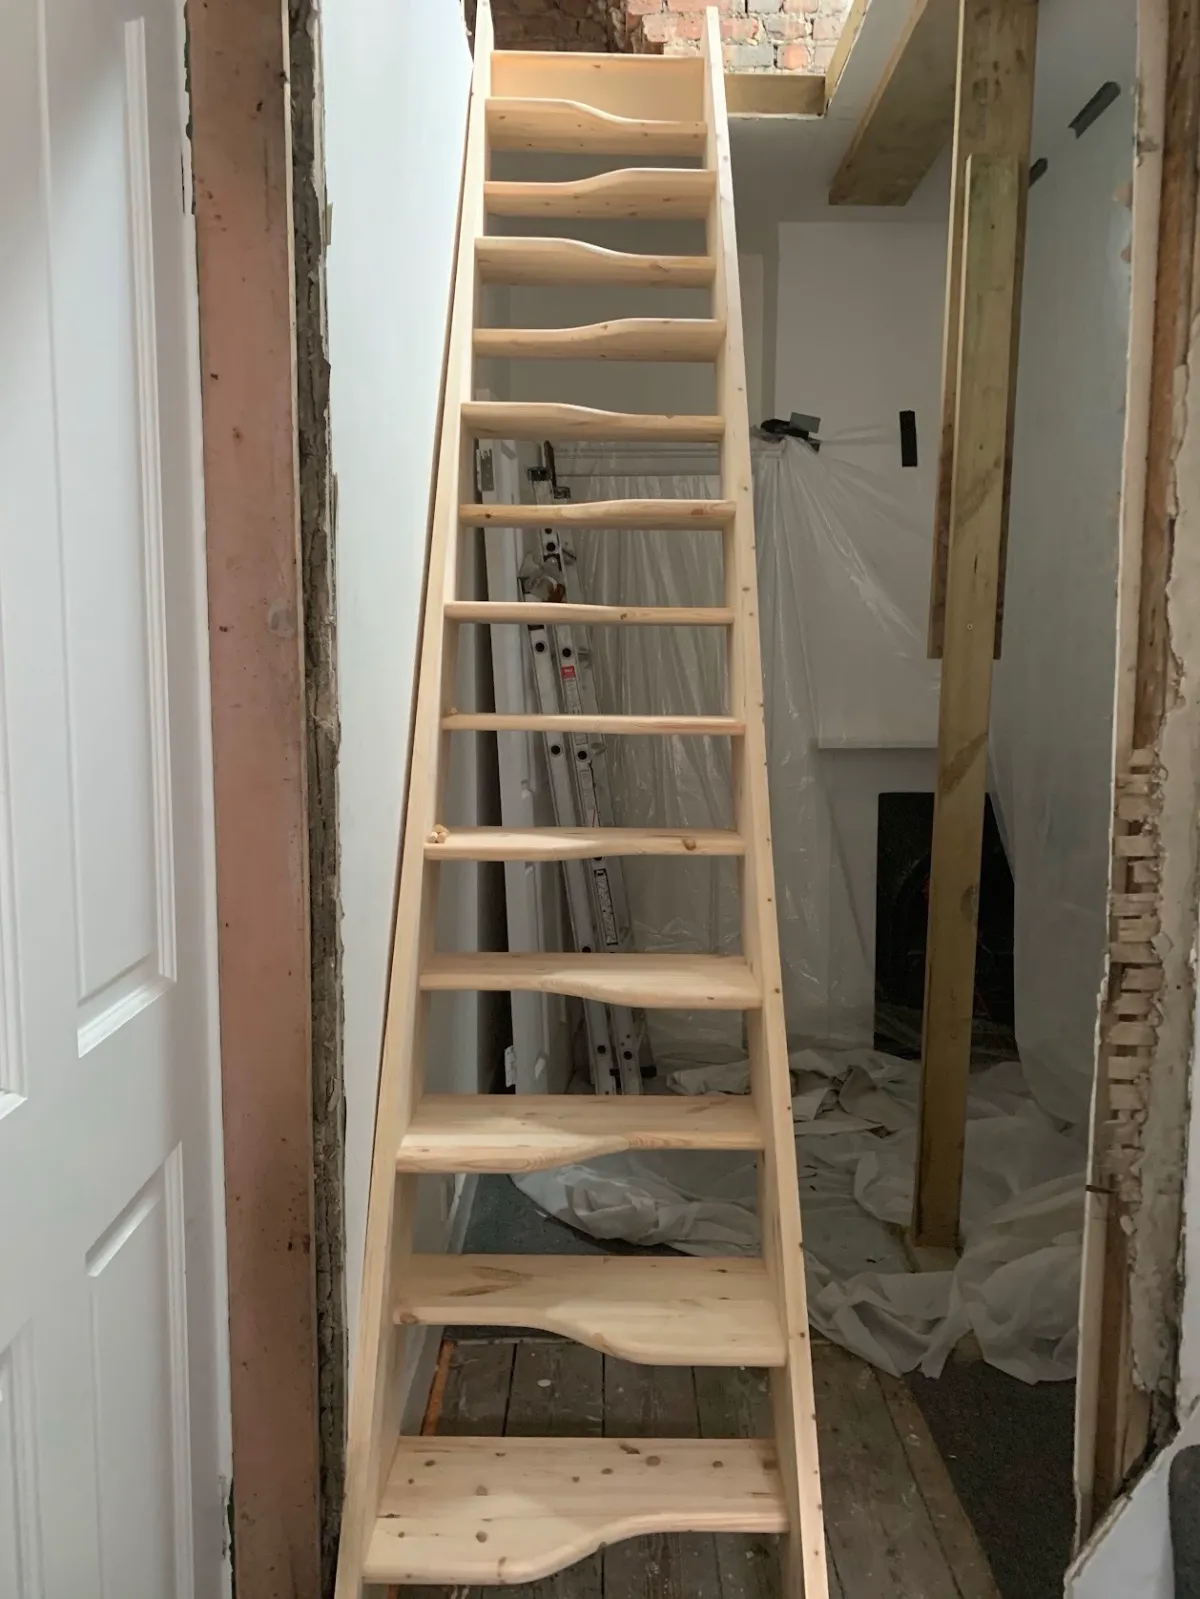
335;8;828;1596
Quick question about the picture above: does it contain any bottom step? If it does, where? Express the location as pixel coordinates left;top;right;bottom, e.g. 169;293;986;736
366;1435;786;1584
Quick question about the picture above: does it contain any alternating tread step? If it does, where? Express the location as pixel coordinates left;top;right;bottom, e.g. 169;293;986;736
444;601;733;625
395;1092;763;1172
395;1256;786;1365
486;97;706;155
485;168;716;219
460;497;735;528
424;825;747;859
476;237;715;287
419;952;761;1007
475;318;724;362
442;712;743;734
365;1436;786;1585
463;401;724;443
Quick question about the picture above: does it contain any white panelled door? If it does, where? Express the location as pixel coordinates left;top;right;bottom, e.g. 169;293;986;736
0;0;228;1593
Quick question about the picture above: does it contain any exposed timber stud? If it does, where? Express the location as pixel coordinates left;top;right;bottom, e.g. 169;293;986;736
928;0;1039;659
912;154;1022;1253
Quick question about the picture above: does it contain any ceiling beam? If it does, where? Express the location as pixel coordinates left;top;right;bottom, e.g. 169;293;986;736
828;0;959;206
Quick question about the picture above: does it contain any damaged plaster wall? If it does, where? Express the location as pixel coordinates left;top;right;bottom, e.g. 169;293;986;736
290;1;345;1589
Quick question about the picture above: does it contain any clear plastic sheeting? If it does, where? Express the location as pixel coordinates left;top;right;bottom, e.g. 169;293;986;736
558;435;939;1053
514;435;1108;1384
515;1051;1086;1384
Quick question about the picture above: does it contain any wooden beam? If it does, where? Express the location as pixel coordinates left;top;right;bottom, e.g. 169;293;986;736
187;0;322;1590
725;72;826;117
828;0;960;206
824;0;869;106
927;0;1038;657
912;154;1021;1252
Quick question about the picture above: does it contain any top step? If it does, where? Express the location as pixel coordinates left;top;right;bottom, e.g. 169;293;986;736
487;99;706;157
492;51;704;123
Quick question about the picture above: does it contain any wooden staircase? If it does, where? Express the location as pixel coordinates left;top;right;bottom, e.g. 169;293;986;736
334;7;828;1594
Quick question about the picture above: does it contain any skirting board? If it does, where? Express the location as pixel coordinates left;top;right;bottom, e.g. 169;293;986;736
399;1172;480;1433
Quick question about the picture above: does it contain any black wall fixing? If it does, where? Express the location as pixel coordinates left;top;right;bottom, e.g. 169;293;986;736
899;411;918;468
1029;156;1049;187
759;412;822;451
1070;82;1121;139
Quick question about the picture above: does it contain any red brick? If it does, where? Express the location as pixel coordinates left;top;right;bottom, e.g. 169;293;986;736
783;0;819;11
720;14;761;39
624;0;664;14
667;0;714;11
763;14;806;39
778;39;814;67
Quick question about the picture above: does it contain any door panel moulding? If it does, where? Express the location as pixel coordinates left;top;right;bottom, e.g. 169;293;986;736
1075;0;1200;1545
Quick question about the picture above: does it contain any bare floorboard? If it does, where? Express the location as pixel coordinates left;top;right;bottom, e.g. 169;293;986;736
399;1335;996;1599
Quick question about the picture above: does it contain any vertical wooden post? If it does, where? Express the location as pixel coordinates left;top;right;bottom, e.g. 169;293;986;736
927;0;1038;659
187;0;323;1590
912;154;1022;1253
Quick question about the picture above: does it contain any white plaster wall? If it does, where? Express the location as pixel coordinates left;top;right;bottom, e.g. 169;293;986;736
323;0;479;1354
990;14;1136;1130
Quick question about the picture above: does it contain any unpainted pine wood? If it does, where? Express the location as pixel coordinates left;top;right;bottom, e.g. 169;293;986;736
484;168;715;221
444;601;734;625
485;98;707;157
395;1256;785;1367
603;1359;723;1599
724;73;825;116
405;1340;516;1599
474;318;725;362
502;1341;604;1599
418;952;759;1008
702;12;828;1596
876;1369;1001;1598
828;0;960;206
474;237;716;289
462;401;725;443
928;0;1038;658
424;826;746;861
332;4;495;1593
824;0;869;104
443;711;741;735
812;1344;964;1597
489;51;705;122
460;497;734;528
694;1366;824;1599
395;1093;763;1174
913;154;1022;1252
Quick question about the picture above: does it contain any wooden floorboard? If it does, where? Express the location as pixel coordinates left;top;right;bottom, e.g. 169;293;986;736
401;1335;995;1598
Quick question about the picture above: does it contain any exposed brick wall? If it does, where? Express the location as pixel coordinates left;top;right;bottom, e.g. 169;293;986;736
488;0;853;72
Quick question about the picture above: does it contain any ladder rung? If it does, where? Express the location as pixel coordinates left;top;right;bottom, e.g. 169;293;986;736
419;952;761;1008
490;51;705;122
445;601;733;626
396;1093;762;1172
463;401;724;443
424;826;746;860
460;497;735;529
442;712;742;735
394;1256;786;1366
485;168;716;220
366;1436;785;1585
475;317;724;363
486;97;707;156
476;237;716;288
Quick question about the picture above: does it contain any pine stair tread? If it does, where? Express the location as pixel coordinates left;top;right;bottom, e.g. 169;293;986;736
460;496;735;528
444;600;733;625
365;1435;786;1585
418;952;761;1007
423;825;747;859
476;236;716;287
395;1092;763;1173
474;317;725;362
463;400;724;442
486;97;707;155
484;167;716;219
443;711;742;735
394;1255;786;1365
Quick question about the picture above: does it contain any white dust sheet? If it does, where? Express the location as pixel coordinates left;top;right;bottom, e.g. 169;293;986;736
515;1051;1085;1385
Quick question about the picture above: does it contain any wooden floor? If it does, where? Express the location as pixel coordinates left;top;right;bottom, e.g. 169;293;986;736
401;1335;1000;1599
